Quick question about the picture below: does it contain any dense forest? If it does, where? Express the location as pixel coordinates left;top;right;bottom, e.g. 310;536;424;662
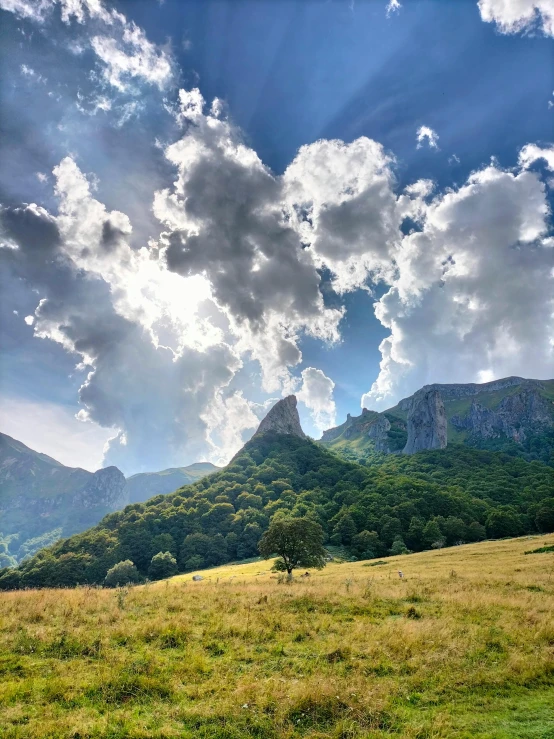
1;433;553;589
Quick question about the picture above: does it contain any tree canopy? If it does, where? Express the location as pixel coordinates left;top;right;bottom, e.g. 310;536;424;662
258;516;326;575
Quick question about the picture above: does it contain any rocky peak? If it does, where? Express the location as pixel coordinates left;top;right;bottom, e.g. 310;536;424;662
77;466;127;509
403;388;447;454
255;395;306;438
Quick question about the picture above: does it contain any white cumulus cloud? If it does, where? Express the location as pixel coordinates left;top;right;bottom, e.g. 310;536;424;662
477;0;554;37
297;367;336;434
362;158;554;409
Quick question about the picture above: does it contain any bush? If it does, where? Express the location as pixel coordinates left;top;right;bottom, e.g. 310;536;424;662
148;551;178;581
104;560;140;588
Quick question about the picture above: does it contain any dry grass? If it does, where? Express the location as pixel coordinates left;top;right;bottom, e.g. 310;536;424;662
1;535;554;738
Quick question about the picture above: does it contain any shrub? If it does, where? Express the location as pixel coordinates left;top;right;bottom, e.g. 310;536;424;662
104;560;140;588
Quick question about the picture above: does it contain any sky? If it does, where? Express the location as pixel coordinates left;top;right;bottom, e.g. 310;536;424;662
0;0;553;475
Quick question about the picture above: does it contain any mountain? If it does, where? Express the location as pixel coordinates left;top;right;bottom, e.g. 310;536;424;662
321;377;554;464
125;462;219;503
0;433;217;564
2;394;553;590
0;432;126;565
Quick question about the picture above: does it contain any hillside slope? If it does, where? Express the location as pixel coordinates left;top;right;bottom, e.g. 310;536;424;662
0;433;126;565
0;433;218;565
1;535;553;738
2;425;552;589
322;376;554;464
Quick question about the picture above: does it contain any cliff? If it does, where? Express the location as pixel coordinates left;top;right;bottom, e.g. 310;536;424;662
402;388;447;454
321;376;554;461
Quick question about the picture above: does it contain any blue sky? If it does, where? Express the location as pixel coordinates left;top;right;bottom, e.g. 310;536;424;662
0;0;553;473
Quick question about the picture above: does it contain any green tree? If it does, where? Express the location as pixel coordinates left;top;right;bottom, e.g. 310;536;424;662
352;530;382;559
237;523;263;559
389;536;409;555
179;532;212;568
535;499;554;533
148;551;178;581
104;560;140;588
443;516;466;545
380;516;403;547
258;516;326;577
466;521;487;542
331;513;357;545
423;520;445;549
407;517;425;551
486;509;522;539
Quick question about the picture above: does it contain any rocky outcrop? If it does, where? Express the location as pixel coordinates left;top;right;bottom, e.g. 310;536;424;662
403;389;447;454
321;409;380;442
255;396;306;438
451;388;553;442
367;415;392;452
321;413;353;442
74;466;127;509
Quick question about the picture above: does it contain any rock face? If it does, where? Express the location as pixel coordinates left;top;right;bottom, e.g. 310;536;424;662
74;466;127;509
451;388;553;442
321;376;554;459
255;396;306;438
367;415;392;452
402;389;447;454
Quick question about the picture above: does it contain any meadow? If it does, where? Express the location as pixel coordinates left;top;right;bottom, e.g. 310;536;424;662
1;535;554;738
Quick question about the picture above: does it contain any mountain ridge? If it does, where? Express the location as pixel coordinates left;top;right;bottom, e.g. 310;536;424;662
0;432;217;564
321;376;554;463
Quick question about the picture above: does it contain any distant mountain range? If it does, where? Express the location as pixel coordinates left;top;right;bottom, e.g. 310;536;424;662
0;432;218;564
321;377;554;465
125;462;219;503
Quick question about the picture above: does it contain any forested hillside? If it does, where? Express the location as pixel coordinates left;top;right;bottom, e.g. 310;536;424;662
1;433;552;589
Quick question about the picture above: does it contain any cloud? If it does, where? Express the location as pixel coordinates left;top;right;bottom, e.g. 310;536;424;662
297;367;336;434
90;24;173;92
2;78;553;468
386;0;402;16
362;158;554;408
283;136;403;292
1;0;174;93
155;88;346;392
416;125;440;150
518;143;554;171
0;159;243;474
477;0;554;37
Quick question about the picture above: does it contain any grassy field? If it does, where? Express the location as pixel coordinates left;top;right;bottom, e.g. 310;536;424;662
1;536;554;738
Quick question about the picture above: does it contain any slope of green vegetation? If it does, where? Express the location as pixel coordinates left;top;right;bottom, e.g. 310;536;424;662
1;434;553;589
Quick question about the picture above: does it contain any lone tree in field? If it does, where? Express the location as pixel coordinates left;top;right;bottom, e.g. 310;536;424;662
258;516;326;578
